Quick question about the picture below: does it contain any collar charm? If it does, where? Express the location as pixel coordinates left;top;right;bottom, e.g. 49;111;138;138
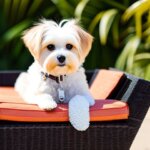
41;72;66;102
58;76;65;102
42;73;47;81
58;88;65;102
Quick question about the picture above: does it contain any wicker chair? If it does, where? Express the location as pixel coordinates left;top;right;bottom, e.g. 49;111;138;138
0;70;150;150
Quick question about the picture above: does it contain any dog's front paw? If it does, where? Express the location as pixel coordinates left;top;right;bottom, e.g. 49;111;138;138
38;100;57;110
37;94;57;110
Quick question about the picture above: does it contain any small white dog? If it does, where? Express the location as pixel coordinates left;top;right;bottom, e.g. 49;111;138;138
15;19;95;131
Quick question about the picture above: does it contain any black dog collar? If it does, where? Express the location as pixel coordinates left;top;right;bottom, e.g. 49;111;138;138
41;72;65;83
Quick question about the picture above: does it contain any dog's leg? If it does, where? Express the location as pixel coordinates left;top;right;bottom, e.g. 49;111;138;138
84;94;95;106
15;72;57;110
23;93;57;110
69;95;90;131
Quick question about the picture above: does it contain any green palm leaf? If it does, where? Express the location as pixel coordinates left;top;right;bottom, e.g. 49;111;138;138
17;0;30;20
111;14;120;48
122;0;150;37
122;0;150;21
0;20;30;44
99;9;118;45
52;0;74;17
115;36;140;70
10;0;21;23
145;64;150;80
27;0;43;16
134;53;150;61
88;11;104;33
75;0;89;19
101;0;126;10
3;0;11;18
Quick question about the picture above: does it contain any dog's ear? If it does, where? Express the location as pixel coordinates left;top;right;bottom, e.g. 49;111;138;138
76;26;93;58
72;21;93;58
22;25;44;59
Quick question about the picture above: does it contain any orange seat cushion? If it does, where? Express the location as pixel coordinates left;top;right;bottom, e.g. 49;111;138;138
0;87;129;122
90;69;124;99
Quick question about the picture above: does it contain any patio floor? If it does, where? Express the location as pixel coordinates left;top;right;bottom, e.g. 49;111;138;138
131;108;150;150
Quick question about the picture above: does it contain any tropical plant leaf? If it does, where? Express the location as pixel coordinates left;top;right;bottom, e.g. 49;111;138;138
10;0;21;24
101;0;126;10
75;0;89;19
144;64;150;80
3;0;11;18
88;11;104;33
111;14;120;48
132;62;145;78
42;6;56;17
17;0;30;20
122;0;150;21
135;13;142;37
122;0;150;38
0;20;30;43
99;9;118;45
52;0;74;17
134;53;150;61
115;36;140;70
27;0;43;16
143;27;150;37
126;36;140;71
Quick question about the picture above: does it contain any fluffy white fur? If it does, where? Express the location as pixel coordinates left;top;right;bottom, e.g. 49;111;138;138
15;19;95;131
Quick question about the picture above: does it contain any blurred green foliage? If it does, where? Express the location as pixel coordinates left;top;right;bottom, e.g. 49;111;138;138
1;0;150;81
98;0;150;80
0;0;61;70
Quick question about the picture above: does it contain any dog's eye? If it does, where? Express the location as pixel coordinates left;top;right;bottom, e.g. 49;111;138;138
66;44;73;50
47;44;55;51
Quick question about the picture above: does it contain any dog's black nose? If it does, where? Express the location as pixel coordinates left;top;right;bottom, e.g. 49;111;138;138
57;55;66;63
